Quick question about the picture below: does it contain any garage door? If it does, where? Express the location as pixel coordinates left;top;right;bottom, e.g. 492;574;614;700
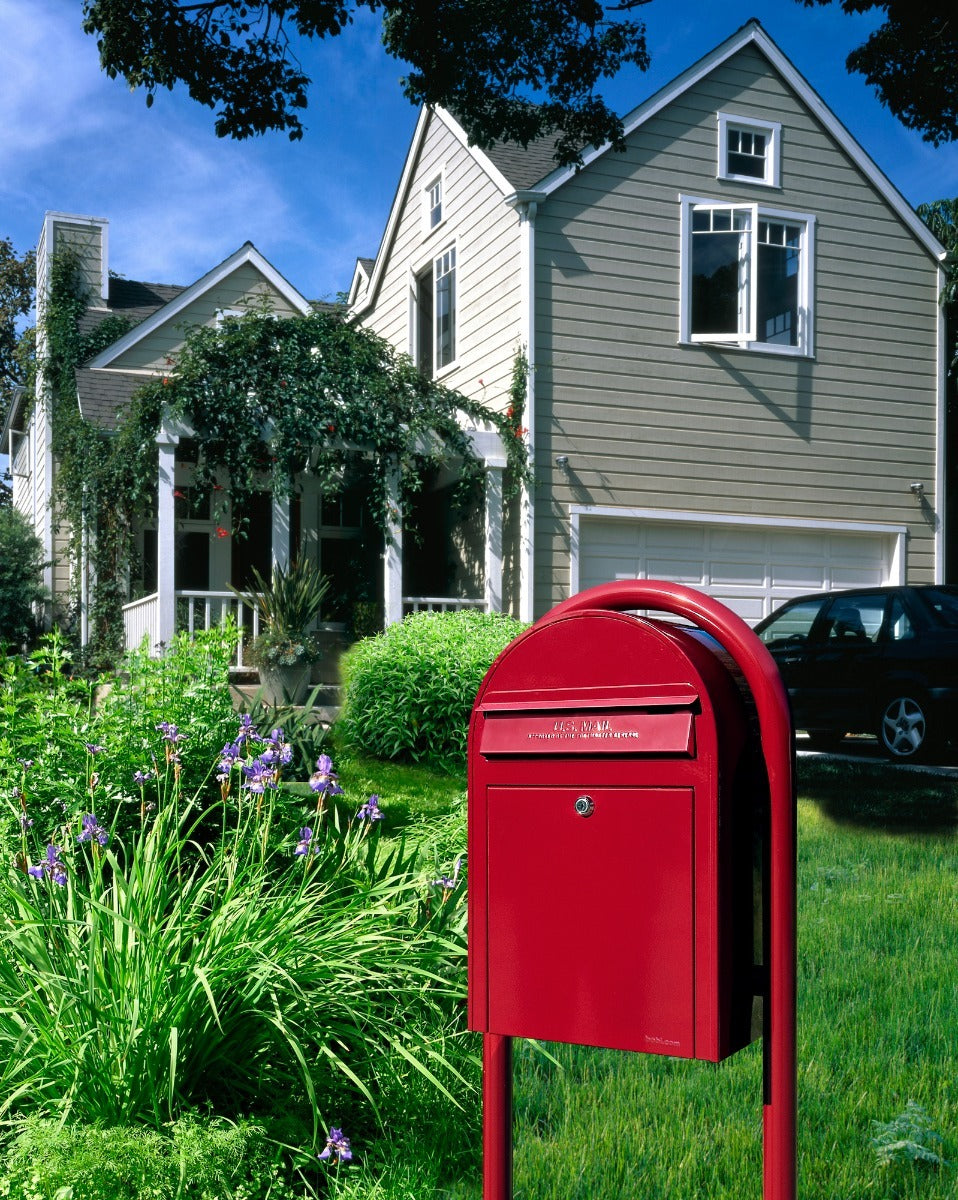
577;515;896;625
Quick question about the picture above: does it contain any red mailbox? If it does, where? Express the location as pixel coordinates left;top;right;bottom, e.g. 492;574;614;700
468;581;795;1200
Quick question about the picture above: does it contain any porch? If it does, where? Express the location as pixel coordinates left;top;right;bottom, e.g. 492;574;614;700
121;590;490;669
109;414;509;663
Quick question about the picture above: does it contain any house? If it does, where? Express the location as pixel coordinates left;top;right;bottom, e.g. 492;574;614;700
351;18;948;627
2;212;508;665
4;18;949;669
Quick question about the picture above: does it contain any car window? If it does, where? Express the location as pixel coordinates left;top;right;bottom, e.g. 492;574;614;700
757;599;824;647
917;588;958;629
888;595;915;641
824;595;885;644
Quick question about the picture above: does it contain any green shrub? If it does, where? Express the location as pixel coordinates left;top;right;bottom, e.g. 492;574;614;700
0;507;48;648
0;1113;301;1200
337;610;526;763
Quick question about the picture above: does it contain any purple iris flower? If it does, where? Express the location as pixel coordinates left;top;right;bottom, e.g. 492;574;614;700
133;769;154;785
356;795;384;822
260;728;292;767
78;813;109;847
294;826;318;857
84;742;105;755
236;714;256;745
309;753;343;796
155;722;185;744
28;844;67;886
432;856;463;893
318;1128;352;1164
242;757;276;793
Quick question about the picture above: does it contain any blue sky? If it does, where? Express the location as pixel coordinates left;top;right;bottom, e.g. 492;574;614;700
1;0;957;303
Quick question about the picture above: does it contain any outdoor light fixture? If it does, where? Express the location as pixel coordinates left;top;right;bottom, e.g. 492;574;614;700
555;455;569;469
909;481;925;500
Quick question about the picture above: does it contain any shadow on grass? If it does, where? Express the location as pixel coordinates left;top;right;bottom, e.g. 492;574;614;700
798;756;958;834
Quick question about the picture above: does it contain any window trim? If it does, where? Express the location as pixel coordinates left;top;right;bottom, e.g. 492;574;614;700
408;239;459;378
678;194;815;357
421;168;446;237
717;112;781;188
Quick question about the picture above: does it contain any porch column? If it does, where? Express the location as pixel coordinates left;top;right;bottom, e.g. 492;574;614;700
484;464;505;613
384;460;403;625
271;494;291;570
155;418;181;649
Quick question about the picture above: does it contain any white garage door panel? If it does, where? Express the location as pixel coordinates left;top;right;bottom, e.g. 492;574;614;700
578;516;893;625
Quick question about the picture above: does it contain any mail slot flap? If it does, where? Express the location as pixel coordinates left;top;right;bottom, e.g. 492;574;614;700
478;705;697;756
478;682;699;712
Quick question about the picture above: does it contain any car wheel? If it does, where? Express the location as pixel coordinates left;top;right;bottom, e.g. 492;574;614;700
877;694;932;761
806;730;845;752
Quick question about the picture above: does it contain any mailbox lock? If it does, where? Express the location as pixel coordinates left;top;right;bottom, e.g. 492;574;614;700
574;795;595;818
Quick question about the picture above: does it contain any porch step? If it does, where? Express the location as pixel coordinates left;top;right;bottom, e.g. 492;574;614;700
229;677;343;723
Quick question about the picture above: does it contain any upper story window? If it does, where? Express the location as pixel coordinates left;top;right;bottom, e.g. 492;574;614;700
411;244;457;377
422;172;445;234
717;113;781;188
679;196;814;356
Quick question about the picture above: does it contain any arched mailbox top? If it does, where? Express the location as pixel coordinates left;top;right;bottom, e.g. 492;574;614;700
537;580;793;800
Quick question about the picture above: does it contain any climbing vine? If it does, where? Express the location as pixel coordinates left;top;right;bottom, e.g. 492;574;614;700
42;252;532;668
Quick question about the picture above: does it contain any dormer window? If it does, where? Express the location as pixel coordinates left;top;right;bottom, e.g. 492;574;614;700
717;113;781;188
423;172;445;234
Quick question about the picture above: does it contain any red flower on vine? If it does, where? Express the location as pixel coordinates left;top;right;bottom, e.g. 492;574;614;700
215;526;230;539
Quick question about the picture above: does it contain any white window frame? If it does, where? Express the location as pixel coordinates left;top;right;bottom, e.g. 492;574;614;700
408;241;458;378
717;113;781;188
679;194;815;357
421;169;446;236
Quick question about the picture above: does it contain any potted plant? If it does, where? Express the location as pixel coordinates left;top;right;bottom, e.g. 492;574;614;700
231;559;331;705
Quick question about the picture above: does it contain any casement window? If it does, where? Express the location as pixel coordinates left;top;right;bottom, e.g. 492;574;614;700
717;113;781;188
680;197;814;355
411;245;457;376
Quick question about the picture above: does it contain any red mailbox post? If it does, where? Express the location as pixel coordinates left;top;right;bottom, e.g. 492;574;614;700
468;581;795;1200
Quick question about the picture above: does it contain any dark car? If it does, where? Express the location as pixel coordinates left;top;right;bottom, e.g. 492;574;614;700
753;585;958;761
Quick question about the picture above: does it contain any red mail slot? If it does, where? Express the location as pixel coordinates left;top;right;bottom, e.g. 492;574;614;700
478;704;696;757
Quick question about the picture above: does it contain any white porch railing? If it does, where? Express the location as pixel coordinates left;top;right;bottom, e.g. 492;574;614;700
402;596;488;614
122;591;262;665
123;592;489;659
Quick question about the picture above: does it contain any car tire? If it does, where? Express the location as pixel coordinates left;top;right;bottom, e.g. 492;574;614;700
877;694;933;761
806;730;845;752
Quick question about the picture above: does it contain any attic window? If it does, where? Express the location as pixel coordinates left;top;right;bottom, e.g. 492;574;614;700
717;113;781;187
422;172;444;234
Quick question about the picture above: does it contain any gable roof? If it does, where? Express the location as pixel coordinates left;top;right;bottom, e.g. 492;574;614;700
85;241;313;370
354;18;945;313
522;19;945;261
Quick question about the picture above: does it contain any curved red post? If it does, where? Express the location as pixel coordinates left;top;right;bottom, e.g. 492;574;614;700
542;581;796;1200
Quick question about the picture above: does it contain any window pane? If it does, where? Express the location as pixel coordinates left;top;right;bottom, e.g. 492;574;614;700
416;264;433;376
435;247;456;369
757;223;801;346
758;599;824;646
691;211;747;336
727;126;767;179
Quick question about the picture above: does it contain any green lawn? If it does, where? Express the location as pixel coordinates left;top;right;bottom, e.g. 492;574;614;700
376;754;958;1200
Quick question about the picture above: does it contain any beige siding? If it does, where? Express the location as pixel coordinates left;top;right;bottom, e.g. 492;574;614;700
108;265;304;372
534;42;940;611
358;113;524;415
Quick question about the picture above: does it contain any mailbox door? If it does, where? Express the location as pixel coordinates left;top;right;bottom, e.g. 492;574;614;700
484;783;695;1056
